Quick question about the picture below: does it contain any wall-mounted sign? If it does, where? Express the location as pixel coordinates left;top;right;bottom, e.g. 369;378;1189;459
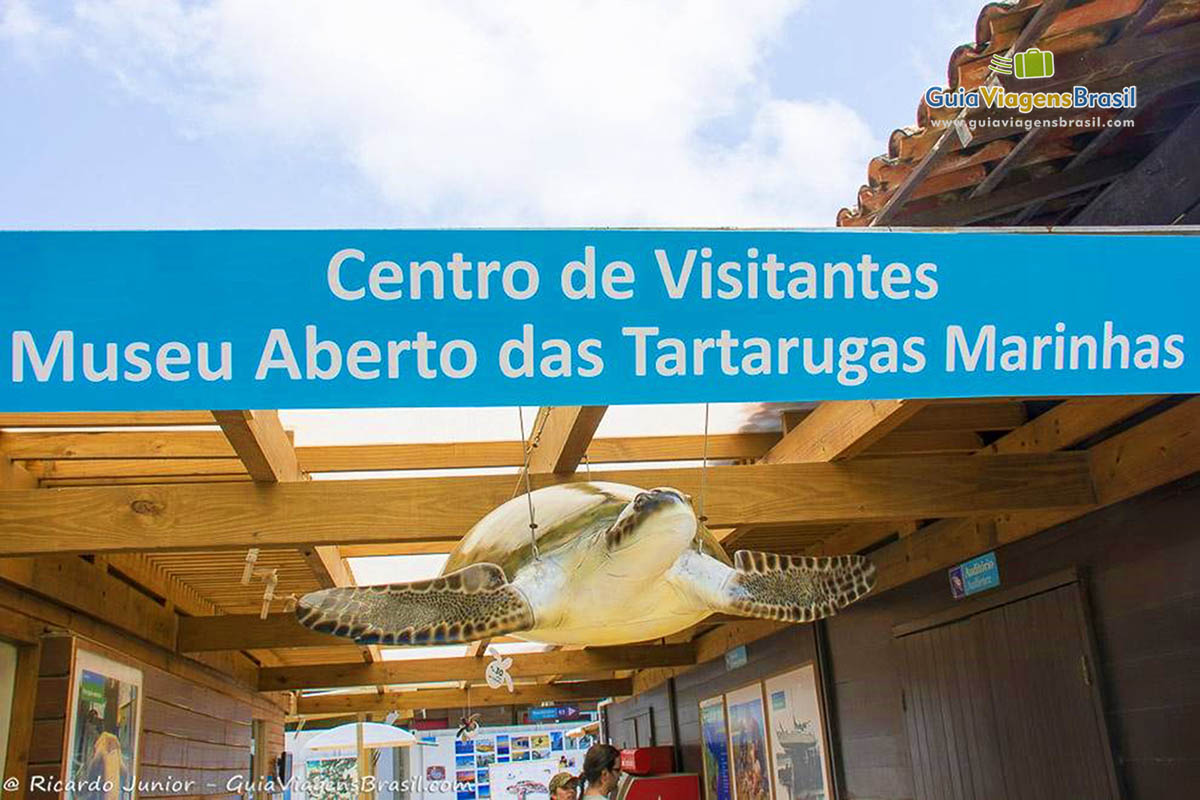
949;551;1001;599
528;705;580;722
725;645;748;671
3;230;1198;410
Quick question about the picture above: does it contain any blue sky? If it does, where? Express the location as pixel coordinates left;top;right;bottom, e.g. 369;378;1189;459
0;0;987;229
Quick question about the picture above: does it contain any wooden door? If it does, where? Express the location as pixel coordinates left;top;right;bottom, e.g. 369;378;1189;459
896;575;1119;800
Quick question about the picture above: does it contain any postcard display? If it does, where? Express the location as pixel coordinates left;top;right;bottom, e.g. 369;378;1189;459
413;722;587;800
700;662;833;800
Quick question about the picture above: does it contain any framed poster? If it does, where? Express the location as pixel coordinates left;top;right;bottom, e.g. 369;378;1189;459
699;695;732;800
63;649;144;800
763;664;833;800
725;684;772;800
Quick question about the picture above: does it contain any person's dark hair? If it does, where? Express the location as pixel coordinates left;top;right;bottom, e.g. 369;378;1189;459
580;743;620;788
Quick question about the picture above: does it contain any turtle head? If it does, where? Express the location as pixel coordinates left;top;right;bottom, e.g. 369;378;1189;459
604;487;697;574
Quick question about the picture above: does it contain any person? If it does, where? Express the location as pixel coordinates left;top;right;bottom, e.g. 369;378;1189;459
579;744;622;798
549;771;579;800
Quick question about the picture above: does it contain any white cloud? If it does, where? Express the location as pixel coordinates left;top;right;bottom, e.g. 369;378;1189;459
5;0;880;226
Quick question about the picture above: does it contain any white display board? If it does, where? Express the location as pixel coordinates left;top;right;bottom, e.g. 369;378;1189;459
488;756;581;800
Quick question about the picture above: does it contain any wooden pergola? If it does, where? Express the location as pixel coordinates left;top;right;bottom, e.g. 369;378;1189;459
1;396;1196;723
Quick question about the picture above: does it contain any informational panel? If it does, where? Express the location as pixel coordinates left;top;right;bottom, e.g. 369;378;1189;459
3;230;1198;410
488;757;579;800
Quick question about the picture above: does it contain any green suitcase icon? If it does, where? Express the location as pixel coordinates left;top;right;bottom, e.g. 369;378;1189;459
1014;47;1054;79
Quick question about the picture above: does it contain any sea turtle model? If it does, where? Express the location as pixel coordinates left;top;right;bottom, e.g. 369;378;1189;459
296;482;876;647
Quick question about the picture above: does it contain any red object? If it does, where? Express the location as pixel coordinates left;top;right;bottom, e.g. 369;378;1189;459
411;717;450;730
621;746;675;775
616;773;700;800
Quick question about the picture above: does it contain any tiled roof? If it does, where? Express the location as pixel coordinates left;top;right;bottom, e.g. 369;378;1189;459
837;0;1200;227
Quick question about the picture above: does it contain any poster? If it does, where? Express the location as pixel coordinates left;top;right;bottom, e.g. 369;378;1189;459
63;650;143;800
306;758;357;800
488;757;562;800
726;684;771;800
763;665;832;800
700;695;732;800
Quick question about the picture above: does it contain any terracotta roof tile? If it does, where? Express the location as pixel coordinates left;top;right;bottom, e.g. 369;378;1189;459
837;0;1200;227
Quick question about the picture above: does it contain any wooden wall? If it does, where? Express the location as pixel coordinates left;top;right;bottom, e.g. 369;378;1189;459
21;634;284;800
607;474;1200;800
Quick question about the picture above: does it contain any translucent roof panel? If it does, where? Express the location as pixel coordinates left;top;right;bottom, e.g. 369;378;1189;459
347;554;449;585
281;402;805;448
280;407;539;446
380;645;468;661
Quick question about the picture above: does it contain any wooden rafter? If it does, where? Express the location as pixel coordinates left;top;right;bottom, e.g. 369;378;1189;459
178;613;527;652
526;406;608;474
762;400;926;464
812;395;1166;556
296;679;632;715
634;396;1200;695
259;643;696;691
0;454;1097;556
724;399;927;547
212;409;348;590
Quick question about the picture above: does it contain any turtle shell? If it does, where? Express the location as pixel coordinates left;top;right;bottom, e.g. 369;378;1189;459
441;481;730;581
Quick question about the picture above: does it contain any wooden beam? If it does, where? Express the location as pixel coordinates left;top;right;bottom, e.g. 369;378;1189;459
969;128;1048;198
813;396;1166;557
898;155;1138;226
527;406;608;474
635;397;1200;697
213;409;349;593
0;411;216;427
298;431;772;473
0;556;178;650
212;410;303;482
995;397;1200;541
178;613;525;652
0;450;37;489
762;400;926;464
296;679;631;715
0;454;1097;556
22;457;249;480
984;396;1166;455
8;431;778;469
179;613;346;651
259;643;696;690
0;430;238;459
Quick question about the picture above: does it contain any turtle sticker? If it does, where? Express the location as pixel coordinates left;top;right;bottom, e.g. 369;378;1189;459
486;654;514;692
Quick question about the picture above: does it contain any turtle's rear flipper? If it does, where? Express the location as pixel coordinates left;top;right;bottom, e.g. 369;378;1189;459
295;563;534;645
721;551;876;622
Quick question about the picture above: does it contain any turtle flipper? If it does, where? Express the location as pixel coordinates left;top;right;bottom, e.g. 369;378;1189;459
295;563;534;645
667;549;875;624
723;551;876;622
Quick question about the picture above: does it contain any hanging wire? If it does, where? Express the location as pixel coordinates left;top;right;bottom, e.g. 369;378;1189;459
696;402;711;551
516;406;541;560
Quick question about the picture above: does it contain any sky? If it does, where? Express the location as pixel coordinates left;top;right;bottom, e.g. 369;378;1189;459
0;0;989;230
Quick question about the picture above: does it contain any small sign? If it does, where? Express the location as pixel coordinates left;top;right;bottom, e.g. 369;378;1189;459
949;551;1001;599
528;705;580;721
725;645;748;671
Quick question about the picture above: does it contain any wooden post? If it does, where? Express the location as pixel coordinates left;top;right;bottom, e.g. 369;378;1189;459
356;713;370;800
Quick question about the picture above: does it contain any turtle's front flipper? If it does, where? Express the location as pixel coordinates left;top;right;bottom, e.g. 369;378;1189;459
296;563;534;645
667;549;876;623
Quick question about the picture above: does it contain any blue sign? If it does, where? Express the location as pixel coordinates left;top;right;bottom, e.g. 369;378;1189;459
949;551;1001;599
725;645;748;671
528;705;580;721
2;230;1197;410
